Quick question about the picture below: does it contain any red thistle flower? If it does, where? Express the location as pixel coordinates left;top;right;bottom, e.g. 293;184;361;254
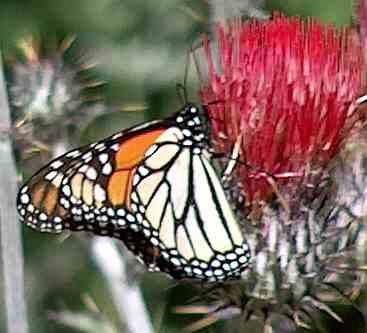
198;14;365;205
186;12;367;331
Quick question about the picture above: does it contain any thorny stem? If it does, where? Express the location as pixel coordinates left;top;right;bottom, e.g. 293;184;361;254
92;238;154;333
0;53;29;332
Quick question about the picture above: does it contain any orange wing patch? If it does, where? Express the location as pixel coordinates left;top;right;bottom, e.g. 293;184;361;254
27;180;66;217
108;170;133;206
108;129;165;207
43;185;59;215
115;129;164;169
31;182;47;208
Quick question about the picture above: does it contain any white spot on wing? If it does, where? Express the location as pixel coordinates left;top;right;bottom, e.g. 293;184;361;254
117;208;125;216
102;163;112;175
66;150;81;158
82;152;93;160
110;144;120;151
20;194;30;204
62;185;71;197
182;129;192;137
171;257;181;266
95;143;105;150
50;160;64;169
86;167;98;180
45;170;58;181
99;153;109;164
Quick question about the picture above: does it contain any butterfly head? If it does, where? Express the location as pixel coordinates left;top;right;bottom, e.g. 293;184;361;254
174;103;209;146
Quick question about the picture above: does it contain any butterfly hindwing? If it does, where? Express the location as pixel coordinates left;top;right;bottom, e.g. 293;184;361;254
129;127;249;280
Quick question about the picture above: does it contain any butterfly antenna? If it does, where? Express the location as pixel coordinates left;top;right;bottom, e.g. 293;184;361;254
176;45;194;106
176;83;187;105
183;48;190;101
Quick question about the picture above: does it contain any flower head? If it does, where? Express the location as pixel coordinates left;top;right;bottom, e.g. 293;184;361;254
9;36;105;167
191;11;367;332
198;14;364;205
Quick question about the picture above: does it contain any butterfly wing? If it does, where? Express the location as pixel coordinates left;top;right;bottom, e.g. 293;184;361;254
17;120;167;235
17;104;250;281
129;126;250;280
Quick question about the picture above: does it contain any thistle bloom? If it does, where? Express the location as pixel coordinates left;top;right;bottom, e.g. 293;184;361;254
9;37;105;166
199;15;364;204
190;12;367;332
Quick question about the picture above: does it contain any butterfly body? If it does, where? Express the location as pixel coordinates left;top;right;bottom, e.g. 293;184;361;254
17;104;250;281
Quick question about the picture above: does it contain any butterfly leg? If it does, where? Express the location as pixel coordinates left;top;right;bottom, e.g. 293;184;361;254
221;135;242;184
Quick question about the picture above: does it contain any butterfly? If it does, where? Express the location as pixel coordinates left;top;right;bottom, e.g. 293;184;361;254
17;103;250;281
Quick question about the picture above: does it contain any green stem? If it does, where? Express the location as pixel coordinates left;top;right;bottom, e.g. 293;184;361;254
0;52;28;332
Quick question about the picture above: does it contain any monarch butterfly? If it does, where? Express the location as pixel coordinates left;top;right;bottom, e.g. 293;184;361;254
17;103;250;281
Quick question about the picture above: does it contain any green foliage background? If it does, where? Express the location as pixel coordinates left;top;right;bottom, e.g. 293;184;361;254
0;0;364;332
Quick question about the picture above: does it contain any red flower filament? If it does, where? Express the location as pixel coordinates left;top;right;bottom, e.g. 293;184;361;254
200;15;364;203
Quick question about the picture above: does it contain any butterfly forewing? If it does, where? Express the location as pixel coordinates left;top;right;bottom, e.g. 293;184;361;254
17;121;166;234
17;104;250;281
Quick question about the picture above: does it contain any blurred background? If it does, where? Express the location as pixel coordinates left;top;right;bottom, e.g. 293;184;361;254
0;0;364;332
